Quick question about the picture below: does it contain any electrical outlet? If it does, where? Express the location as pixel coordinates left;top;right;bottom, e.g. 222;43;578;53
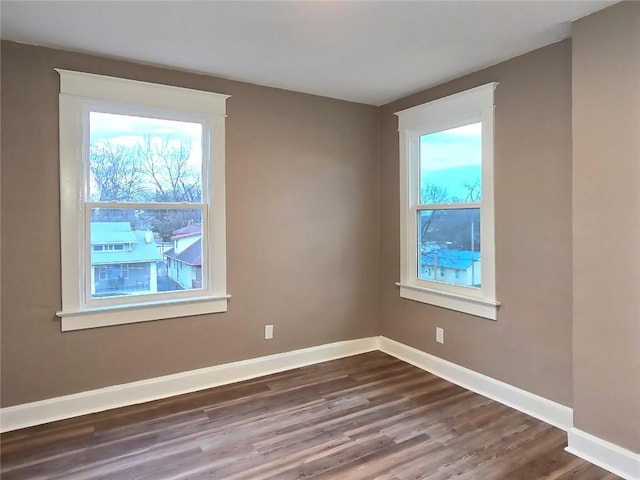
436;327;444;344
265;324;274;340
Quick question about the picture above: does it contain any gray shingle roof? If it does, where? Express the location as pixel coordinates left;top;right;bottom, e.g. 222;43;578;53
164;238;202;266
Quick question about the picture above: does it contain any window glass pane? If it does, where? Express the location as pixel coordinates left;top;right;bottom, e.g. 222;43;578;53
418;208;481;288
419;122;481;204
89;112;203;203
90;208;204;298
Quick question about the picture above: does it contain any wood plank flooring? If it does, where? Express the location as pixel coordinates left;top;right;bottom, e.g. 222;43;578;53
0;352;619;479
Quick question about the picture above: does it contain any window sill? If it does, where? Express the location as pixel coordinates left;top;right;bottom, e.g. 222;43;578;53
57;295;230;331
396;282;499;320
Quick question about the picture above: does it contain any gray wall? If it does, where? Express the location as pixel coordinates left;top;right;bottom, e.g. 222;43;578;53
378;41;574;407
1;41;380;406
572;1;640;453
2;1;639;455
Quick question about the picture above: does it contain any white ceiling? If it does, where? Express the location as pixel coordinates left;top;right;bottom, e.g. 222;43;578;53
1;1;617;106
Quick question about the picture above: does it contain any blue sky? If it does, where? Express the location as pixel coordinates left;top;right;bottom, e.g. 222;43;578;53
90;112;201;146
420;122;482;202
420;122;481;171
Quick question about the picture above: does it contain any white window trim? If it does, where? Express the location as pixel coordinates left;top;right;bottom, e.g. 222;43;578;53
395;83;499;320
56;69;231;331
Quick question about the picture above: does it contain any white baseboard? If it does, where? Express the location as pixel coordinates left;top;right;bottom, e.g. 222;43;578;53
0;337;378;433
3;334;636;480
378;336;574;431
379;336;640;479
566;428;640;480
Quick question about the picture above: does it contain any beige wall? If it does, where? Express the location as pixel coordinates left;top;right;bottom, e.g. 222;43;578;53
572;2;640;453
378;41;574;407
0;41;380;407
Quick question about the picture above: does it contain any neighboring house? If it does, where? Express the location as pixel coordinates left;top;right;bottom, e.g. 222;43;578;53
164;225;202;289
91;222;164;296
420;249;481;287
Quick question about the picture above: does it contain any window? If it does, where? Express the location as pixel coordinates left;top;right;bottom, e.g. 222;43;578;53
97;266;107;281
395;83;499;319
93;243;132;252
56;70;230;331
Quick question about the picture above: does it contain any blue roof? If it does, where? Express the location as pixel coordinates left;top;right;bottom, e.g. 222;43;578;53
91;224;163;265
421;250;480;270
91;222;138;244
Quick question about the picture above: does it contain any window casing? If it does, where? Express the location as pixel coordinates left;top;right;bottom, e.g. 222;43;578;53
56;70;230;331
395;83;499;319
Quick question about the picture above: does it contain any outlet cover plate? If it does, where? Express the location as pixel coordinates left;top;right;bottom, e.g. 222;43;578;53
265;324;274;340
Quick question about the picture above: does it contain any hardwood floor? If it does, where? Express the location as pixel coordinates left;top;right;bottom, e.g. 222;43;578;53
0;352;619;480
